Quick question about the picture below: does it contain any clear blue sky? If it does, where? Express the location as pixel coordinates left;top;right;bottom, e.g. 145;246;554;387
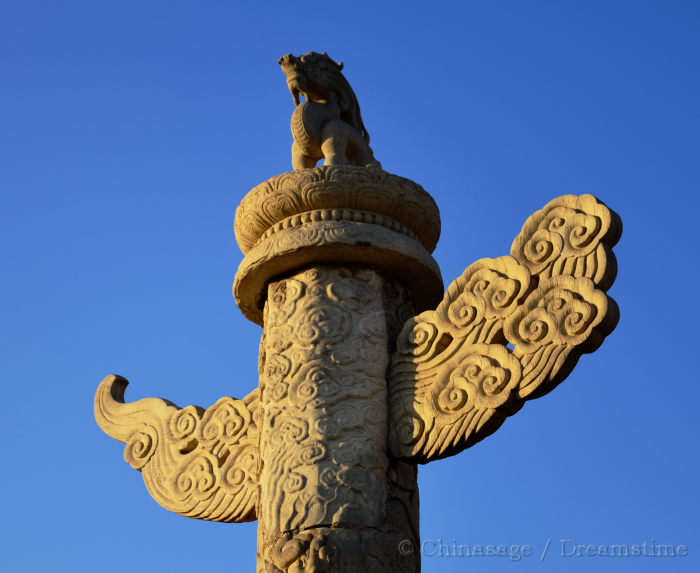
2;1;698;571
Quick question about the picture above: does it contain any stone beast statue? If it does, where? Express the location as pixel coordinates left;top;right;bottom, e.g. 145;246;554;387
279;52;381;170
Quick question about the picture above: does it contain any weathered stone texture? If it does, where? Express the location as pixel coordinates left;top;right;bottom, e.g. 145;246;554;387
257;266;419;571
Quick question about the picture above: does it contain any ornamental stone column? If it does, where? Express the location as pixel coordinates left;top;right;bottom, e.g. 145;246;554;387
95;51;621;573
234;168;443;570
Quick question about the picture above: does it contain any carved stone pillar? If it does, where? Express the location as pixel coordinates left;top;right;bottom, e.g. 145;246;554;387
256;267;414;570
233;167;443;571
93;51;621;573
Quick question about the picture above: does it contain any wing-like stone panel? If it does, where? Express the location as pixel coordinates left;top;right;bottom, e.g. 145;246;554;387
389;194;621;463
94;375;260;522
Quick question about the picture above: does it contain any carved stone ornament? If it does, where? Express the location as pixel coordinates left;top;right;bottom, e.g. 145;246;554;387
95;375;259;522
388;194;620;463
279;52;381;170
95;53;622;573
233;166;442;325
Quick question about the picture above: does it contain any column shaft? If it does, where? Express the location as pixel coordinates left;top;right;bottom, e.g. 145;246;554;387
257;265;419;572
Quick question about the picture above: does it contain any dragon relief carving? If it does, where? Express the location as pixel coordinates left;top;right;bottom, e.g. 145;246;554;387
388;194;621;463
279;52;381;170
